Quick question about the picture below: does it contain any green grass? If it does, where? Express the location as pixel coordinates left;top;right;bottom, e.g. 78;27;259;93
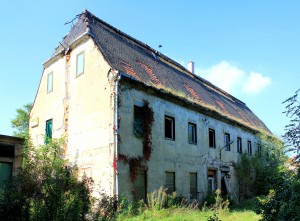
117;208;261;221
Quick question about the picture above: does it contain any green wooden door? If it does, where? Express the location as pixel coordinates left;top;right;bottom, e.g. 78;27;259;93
0;162;12;188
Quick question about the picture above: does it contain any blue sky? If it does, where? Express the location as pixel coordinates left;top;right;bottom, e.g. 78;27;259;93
1;1;299;137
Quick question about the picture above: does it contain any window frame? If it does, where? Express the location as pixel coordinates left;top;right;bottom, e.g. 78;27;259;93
257;143;262;156
208;128;216;148
76;51;85;76
165;115;175;140
188;122;197;144
237;137;242;153
247;140;252;155
165;171;175;194
133;105;144;138
47;72;53;93
190;172;198;199
224;133;231;151
45;119;53;144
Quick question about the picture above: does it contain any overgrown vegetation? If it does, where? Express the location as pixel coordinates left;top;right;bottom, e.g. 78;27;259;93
235;132;286;200
0;138;93;221
119;100;154;183
253;89;300;221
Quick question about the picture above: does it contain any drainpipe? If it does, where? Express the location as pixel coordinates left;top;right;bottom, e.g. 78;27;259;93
114;71;121;198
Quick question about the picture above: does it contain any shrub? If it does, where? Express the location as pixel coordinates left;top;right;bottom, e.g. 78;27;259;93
0;138;93;221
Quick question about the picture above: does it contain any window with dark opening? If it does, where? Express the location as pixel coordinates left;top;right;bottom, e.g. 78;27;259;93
248;141;252;155
45;119;53;144
188;122;197;144
209;128;215;148
190;172;197;199
165;116;175;140
165;171;175;194
237;137;242;153
133;105;144;138
224;133;230;151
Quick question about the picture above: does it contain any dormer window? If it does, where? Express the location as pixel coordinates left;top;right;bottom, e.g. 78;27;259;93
76;52;84;76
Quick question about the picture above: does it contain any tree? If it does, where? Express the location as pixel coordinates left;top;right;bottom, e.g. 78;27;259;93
0;138;94;221
283;89;300;164
255;90;300;220
10;103;32;138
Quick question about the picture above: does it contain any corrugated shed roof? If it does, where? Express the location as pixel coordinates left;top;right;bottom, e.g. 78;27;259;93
53;10;271;134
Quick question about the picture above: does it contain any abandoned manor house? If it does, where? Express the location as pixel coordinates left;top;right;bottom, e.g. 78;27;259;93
29;10;272;201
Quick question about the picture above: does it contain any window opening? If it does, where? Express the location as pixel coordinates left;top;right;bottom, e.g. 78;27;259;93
188;123;197;144
165;116;175;140
47;72;53;93
190;172;197;199
248;141;252;155
45;119;53;144
224;133;231;151
209;128;216;148
133;105;144;138
76;52;84;76
165;171;175;194
237;137;242;153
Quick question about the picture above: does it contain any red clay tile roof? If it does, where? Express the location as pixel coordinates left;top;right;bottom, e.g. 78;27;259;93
52;10;272;134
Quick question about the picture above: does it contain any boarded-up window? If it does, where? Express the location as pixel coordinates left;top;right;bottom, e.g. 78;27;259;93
133;105;144;138
0;162;12;189
209;128;215;148
165;171;175;194
190;172;197;199
135;170;147;201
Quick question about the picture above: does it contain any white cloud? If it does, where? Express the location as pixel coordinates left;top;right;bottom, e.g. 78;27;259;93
242;72;272;94
199;61;244;93
196;61;271;95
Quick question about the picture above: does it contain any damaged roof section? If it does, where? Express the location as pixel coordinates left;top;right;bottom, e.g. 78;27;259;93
51;10;271;134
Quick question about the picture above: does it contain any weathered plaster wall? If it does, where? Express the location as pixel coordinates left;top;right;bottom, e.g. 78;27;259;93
118;84;259;201
30;38;116;197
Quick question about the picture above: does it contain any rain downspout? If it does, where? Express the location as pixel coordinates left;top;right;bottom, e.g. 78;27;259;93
114;71;121;198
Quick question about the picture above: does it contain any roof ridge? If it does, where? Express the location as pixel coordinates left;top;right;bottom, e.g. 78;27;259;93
83;10;245;105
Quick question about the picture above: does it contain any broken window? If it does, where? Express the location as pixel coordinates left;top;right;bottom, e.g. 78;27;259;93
207;169;216;194
209;128;215;148
76;51;84;76
133;105;144;138
188;122;197;144
224;133;230;151
165;171;175;194
135;170;147;201
47;72;53;93
248;141;252;155
45;119;53;144
165;116;175;140
190;172;197;199
237;137;242;153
